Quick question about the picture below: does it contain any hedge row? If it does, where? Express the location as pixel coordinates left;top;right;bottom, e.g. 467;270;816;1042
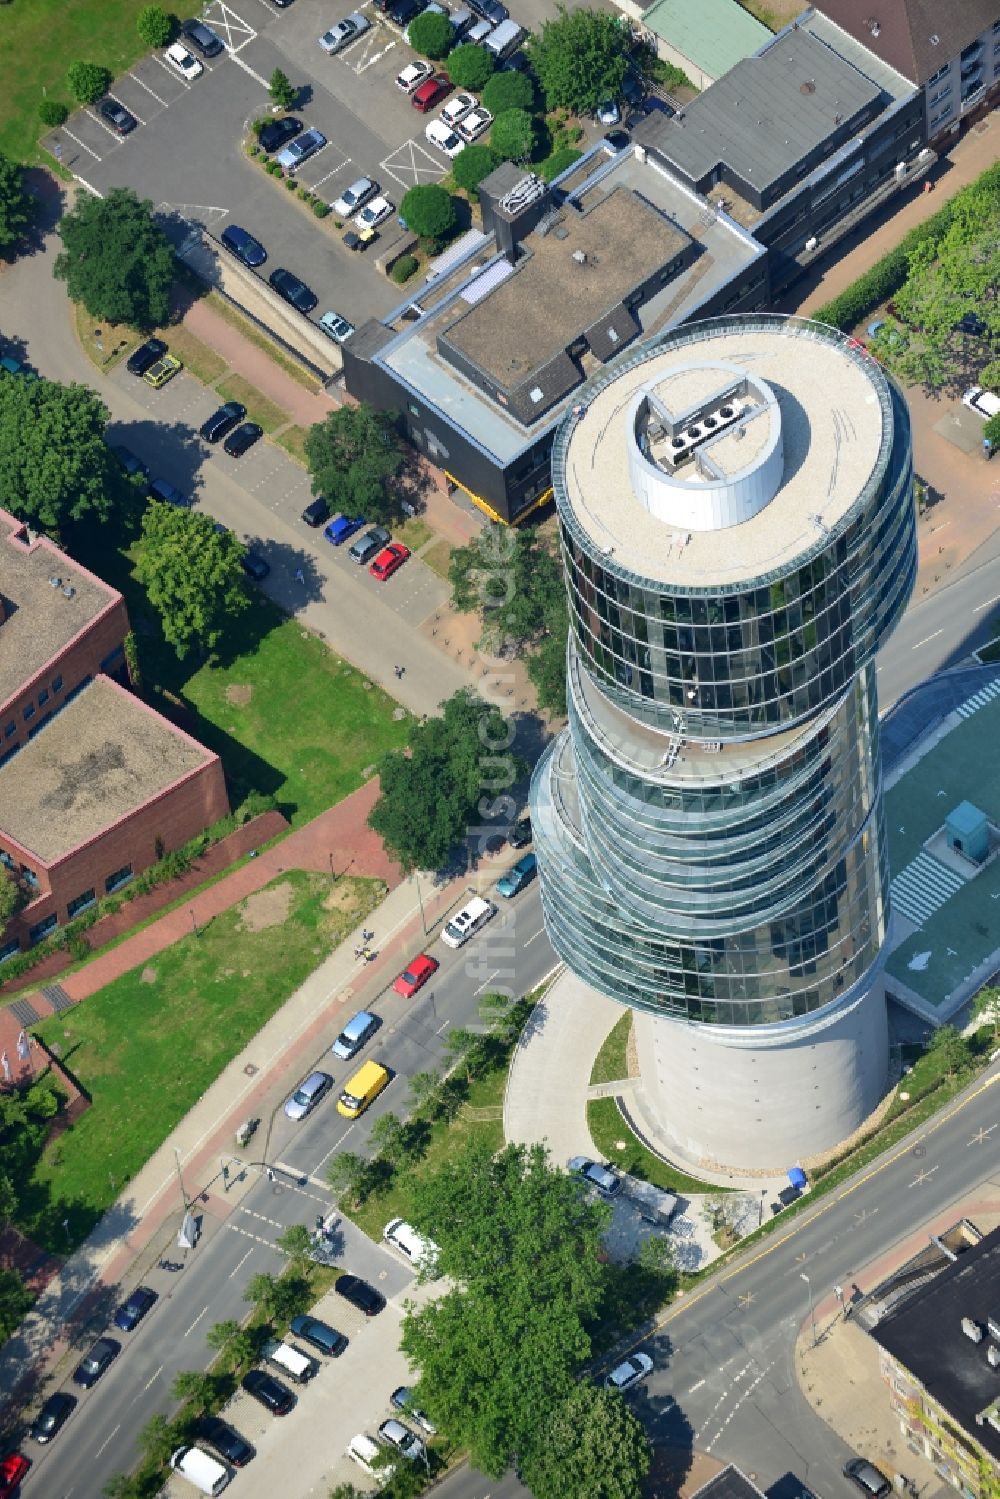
813;160;1000;331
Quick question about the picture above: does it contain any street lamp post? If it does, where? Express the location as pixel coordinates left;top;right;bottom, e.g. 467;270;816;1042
173;1146;189;1210
414;871;427;936
800;1271;818;1347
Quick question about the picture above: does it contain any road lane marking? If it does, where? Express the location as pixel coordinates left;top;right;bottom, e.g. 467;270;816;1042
688;1378;705;1392
229;1246;255;1278
129;71;168;105
524;928;544;945
94;1423;121;1459
474;968;500;995
228;49;268;86
969;1125;997;1144
184;1305;209;1336
974;596;1000;613
143;1364;163;1391
912;630;943;650
909;1165;939;1186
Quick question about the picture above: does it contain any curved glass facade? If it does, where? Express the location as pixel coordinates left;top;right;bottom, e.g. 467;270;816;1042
530;315;916;1029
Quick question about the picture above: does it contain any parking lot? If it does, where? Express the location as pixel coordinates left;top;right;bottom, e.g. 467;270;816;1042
46;0;473;336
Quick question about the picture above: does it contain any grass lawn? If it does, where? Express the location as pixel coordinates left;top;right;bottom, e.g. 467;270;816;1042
275;425;310;465
1;0;201;165
216;375;289;433
74;536;411;824
398;516;433;553
587;1097;727;1198
150;322;228;387
28;871;385;1252
421;537;454;581
73;302;228;387
589;1013;631;1086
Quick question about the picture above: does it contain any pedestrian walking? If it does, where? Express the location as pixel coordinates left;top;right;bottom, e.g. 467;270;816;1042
294;567;305;584
361;928;374;943
393;664;404;679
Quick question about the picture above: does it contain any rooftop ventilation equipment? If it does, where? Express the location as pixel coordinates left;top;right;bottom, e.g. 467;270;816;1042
49;576;62;588
930;33;939;45
654;396;749;469
62;585;76;600
572;250;587;265
867;18;881;37
963;1317;985;1342
499;174;545;215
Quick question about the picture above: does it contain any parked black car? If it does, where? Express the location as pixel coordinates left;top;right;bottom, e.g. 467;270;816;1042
113;1285;158;1331
955;311;987;337
182;17;224;55
112;444;149;480
269;267;317;314
258;116;301;153
197;1416;254;1466
30;1392;76;1444
72;1338;120;1388
388;0;423;22
224;421;263;458
469;0;508;21
220;224;267;268
301;496;330;527
242;551;270;581
289;1315;348;1356
508;817;532;849
126;338;167;377
241;1369;294;1415
98;97;137;134
201;401;245;444
335;1274;385;1317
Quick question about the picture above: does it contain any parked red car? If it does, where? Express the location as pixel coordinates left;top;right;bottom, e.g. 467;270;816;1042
370;543;410;580
393;953;439;998
411;73;452;113
0;1454;30;1499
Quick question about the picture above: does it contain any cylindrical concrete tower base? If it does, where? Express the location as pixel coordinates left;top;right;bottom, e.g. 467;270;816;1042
632;975;888;1172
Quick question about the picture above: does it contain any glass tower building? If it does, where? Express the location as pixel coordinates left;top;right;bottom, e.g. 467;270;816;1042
530;315;916;1169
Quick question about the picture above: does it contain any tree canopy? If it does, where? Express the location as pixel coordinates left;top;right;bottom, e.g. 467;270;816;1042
0;151;33;252
519;1383;651;1499
400;1138;609;1477
368;689;523;872
481;70;534;117
452;143;500;196
0;870;21;926
303;403;405;525
67;61;114;105
446;42;495;91
0;375;125;530
54;187;176;331
528;7;630;114
408;9;454;58
134;504;250;660
400;183;458;245
136;5;172;46
489;109;536;164
268;68;297;110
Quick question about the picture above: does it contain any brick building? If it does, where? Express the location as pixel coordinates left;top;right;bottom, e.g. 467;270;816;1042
0;509;229;958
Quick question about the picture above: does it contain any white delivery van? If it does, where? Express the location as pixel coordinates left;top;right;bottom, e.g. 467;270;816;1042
484;19;525;58
261;1338;316;1384
384;1217;441;1275
170;1445;231;1495
347;1432;394;1484
441;894;496;948
963;385;1000;420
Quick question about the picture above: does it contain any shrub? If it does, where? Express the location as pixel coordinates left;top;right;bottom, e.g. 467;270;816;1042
285;176;298;191
482;70;533;117
490;107;536;163
538;146;582;181
39;99;69;127
312;201;329;218
136;4;173;47
399;182;457;244
407;10;454;59
391;254;419;283
452;142;500;195
446;42;494;92
251;117;269;139
67;61;113;106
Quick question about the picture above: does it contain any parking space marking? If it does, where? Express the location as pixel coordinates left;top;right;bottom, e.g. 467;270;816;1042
380;138;445;190
204;0;258;52
154;54;193;89
311;156;354;192
128;70;169;107
88;106;145;139
61;127;102;162
346;26;397;73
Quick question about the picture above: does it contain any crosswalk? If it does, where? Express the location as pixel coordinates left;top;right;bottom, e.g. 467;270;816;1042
956;677;1000;719
890;850;965;926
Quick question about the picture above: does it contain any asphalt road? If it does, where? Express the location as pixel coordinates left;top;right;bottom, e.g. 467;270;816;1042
28;883;556;1497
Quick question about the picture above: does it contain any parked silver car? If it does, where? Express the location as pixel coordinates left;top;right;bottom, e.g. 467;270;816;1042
283;1070;333;1121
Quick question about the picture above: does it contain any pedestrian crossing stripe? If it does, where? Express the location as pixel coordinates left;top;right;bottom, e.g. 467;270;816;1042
890;849;964;927
956;678;1000;719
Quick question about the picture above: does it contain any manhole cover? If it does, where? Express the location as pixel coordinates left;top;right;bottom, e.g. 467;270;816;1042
244;1064;258;1077
912;1145;926;1158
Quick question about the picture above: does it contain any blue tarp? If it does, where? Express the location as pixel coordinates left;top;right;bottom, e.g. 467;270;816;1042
788;1166;807;1189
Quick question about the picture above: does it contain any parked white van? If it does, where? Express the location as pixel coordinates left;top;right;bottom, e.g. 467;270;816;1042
347;1431;394;1484
484;18;525;57
261;1338;317;1385
384;1217;441;1275
441;895;496;948
170;1444;231;1495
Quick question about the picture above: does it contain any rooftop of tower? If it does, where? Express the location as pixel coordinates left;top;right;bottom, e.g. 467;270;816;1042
558;317;889;588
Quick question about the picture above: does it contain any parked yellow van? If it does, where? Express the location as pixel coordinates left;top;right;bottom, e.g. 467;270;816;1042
337;1060;390;1119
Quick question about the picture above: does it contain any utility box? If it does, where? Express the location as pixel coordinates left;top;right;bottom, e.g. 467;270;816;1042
947;800;988;864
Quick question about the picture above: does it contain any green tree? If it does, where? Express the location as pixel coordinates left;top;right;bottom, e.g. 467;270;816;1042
171;1369;216;1409
481;70;534;117
327;1150;374;1205
441;1026;478;1082
368;688;524;872
0;151;33;252
520;1383;651;1499
138;1413;178;1466
452;143;500;196
401;1139;609;1476
449;524;566;656
984;412;1000;452
206;1319;257;1369
67;61;114;105
134;504;250;660
539;146;583;182
0;1267;32;1342
268;68;297;110
136;4;173;47
54;186;175;330
0;376;122;530
407;1068;443;1112
927;1023;973;1077
243;1271;282;1318
407;10;454;58
103;1475;143;1499
527;629;568;717
304;403;405;525
528;7;629;114
400;183;457;245
39;100;70;128
446;42;494;91
276;1222;314;1269
0;870;20;925
490;108;536;162
369;1111;408;1162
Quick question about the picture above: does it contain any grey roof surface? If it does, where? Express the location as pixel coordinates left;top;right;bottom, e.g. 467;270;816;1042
635;26;884;197
798;7;920;98
0;676;215;864
691;1466;767;1499
379;146;762;465
810;0;1000;84
871;1224;1000;1462
0;509;120;709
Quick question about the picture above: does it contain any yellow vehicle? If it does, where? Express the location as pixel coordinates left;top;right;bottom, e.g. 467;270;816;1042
336;1060;390;1119
143;354;183;389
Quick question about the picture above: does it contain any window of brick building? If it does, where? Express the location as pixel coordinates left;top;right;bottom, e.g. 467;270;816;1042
29;913;58;945
105;864;133;894
23;703;35;721
52;675;63;692
67;888;97;920
3;722;14;739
